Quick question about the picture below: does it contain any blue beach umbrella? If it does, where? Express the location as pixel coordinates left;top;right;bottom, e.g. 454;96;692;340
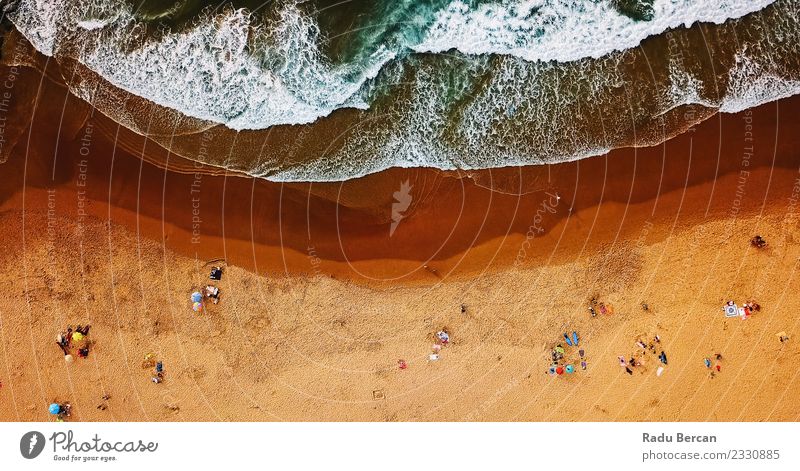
191;292;202;303
49;403;60;415
565;364;575;374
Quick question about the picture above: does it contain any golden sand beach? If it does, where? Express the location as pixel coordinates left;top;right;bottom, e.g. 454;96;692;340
0;56;799;420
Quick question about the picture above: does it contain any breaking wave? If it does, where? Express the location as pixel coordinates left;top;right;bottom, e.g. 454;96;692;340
4;0;800;181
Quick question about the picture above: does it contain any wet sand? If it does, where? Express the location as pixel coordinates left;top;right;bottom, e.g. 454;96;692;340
0;59;799;421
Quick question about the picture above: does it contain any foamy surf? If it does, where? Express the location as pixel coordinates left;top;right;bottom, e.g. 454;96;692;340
4;0;800;182
414;0;776;62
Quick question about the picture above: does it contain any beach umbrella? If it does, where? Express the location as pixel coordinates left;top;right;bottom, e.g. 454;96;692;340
48;403;60;415
565;364;575;374
72;332;84;342
556;366;564;375
64;354;74;364
191;292;202;303
192;302;203;312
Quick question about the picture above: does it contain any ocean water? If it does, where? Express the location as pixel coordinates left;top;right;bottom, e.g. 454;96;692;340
4;0;800;181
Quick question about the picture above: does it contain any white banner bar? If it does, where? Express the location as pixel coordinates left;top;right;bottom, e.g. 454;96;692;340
1;422;796;470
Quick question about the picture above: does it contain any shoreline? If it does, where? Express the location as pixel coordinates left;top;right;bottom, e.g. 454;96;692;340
2;61;800;287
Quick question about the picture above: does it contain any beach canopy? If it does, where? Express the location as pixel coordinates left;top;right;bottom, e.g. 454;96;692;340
191;292;202;303
49;403;60;414
193;302;203;312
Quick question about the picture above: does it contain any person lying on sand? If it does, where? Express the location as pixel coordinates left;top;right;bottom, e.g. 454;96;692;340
205;285;220;304
55;340;69;356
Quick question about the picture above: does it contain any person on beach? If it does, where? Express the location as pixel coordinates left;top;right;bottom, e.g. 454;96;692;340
751;235;767;248
658;351;668;365
205;285;220;304
56;333;70;355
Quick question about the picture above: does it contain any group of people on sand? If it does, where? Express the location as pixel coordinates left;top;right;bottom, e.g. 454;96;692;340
704;353;724;377
48;401;71;422
620;334;666;376
142;353;165;384
397;326;453;369
56;324;92;362
723;299;761;320
548;331;585;376
430;329;450;361
588;296;613;318
191;266;224;313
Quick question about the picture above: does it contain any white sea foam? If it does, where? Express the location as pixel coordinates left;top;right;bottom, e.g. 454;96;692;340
8;0;63;55
6;0;800;182
721;53;800;113
9;0;777;131
415;0;775;62
76;20;110;31
10;0;396;130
